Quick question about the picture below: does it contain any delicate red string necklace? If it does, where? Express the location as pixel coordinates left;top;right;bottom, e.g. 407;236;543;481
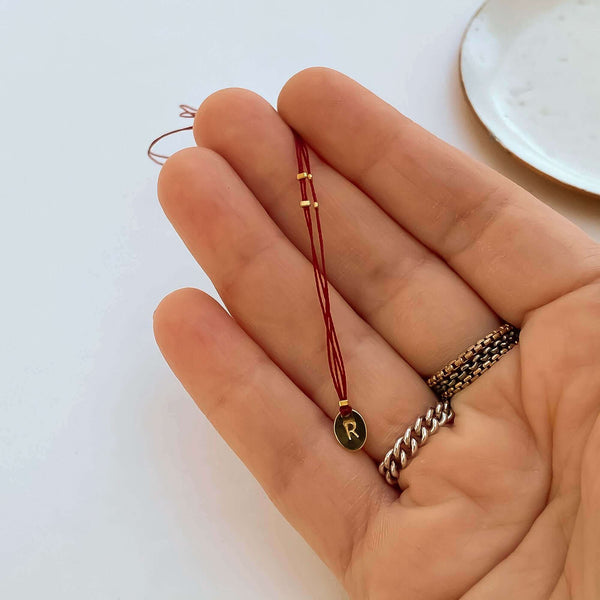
294;133;367;451
149;110;367;452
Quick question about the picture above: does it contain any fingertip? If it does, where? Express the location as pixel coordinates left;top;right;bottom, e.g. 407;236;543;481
193;87;275;148
153;287;215;357
157;146;208;207
277;66;348;120
156;146;232;231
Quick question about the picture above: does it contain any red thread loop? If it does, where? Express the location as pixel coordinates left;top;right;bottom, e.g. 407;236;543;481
339;404;353;417
147;104;198;165
294;132;349;411
178;104;198;118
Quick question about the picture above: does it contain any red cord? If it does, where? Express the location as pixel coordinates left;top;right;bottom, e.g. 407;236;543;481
294;132;351;417
147;104;198;165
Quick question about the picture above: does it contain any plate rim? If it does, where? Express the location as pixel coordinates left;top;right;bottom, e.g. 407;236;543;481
458;0;599;198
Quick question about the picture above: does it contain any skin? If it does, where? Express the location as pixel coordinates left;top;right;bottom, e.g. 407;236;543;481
153;67;600;599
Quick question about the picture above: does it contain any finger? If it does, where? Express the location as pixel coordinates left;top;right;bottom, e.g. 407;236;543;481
153;288;393;576
277;67;600;325
578;412;600;597
192;87;499;376
158;146;435;459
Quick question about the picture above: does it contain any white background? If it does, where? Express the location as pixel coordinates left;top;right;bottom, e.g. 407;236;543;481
1;1;599;598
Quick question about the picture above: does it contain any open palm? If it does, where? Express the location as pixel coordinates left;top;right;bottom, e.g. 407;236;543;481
153;68;600;599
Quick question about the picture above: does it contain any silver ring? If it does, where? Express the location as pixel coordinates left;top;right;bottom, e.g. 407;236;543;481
378;401;454;487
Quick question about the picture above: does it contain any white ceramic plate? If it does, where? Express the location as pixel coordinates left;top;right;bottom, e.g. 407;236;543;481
460;0;600;195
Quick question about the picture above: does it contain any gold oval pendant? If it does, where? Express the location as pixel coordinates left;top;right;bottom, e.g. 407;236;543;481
334;410;367;451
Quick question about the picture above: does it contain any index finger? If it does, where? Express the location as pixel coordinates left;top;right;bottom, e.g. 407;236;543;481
277;67;600;324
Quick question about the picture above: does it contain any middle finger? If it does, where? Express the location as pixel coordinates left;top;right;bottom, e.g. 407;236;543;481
192;88;501;376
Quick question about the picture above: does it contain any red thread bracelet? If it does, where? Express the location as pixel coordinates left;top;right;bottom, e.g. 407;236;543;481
294;132;367;451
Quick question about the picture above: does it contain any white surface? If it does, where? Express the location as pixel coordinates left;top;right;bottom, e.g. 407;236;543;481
461;0;600;195
1;1;600;598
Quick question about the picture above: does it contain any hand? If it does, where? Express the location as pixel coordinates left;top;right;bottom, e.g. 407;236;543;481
153;68;600;599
